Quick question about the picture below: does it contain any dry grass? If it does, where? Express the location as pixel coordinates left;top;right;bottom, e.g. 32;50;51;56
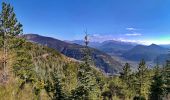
0;50;50;100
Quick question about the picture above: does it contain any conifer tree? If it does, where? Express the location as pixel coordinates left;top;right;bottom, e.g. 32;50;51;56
120;63;131;86
83;30;91;66
120;63;134;99
44;69;66;100
72;30;95;99
149;65;164;100
53;76;65;100
0;2;23;81
162;60;170;98
135;59;149;99
13;42;38;96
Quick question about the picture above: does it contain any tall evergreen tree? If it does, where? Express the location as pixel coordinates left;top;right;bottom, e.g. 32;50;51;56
149;65;164;100
72;30;95;99
53;76;65;100
44;69;66;100
0;2;22;81
135;59;149;99
120;63;132;85
162;60;170;98
120;63;134;99
80;30;94;87
83;30;91;66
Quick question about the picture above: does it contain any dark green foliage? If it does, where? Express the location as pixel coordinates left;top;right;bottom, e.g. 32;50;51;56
120;63;132;87
0;2;23;81
13;42;44;99
71;86;89;100
74;33;96;99
101;90;112;100
120;63;131;80
119;63;136;99
108;81;124;98
149;65;164;100
44;67;67;99
135;59;149;99
96;76;105;92
13;42;35;82
53;75;66;100
133;96;146;100
77;63;94;89
162;60;170;96
0;2;23;37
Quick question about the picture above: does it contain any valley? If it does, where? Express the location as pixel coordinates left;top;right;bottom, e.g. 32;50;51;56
71;39;170;68
23;34;123;74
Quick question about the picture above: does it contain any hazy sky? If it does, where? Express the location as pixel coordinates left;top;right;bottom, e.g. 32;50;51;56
1;0;170;44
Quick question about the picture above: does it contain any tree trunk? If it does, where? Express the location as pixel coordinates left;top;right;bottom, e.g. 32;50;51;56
3;31;8;82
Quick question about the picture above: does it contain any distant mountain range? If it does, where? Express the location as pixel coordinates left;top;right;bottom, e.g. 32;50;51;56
96;40;136;56
70;40;137;55
71;40;170;63
159;44;170;49
154;54;170;64
22;34;123;74
23;34;169;71
122;44;169;61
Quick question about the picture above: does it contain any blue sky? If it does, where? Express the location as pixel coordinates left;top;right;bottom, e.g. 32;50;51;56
1;0;170;44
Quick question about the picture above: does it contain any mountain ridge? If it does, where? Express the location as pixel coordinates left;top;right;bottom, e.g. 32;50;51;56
122;44;169;61
22;34;123;74
70;39;137;56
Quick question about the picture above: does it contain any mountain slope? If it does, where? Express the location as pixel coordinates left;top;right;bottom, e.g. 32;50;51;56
159;44;170;49
70;40;136;56
122;44;169;61
0;40;107;99
69;40;102;48
96;40;135;55
22;34;122;74
154;54;170;64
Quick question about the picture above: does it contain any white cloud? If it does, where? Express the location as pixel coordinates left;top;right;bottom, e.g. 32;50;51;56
112;38;170;45
88;34;170;45
90;34;115;42
91;34;100;37
116;38;152;45
125;33;142;36
126;27;137;31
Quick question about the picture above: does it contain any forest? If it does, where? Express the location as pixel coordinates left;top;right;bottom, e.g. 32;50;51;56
0;2;170;100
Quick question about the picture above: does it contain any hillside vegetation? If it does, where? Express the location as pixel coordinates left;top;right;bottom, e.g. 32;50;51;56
0;40;108;100
23;34;122;74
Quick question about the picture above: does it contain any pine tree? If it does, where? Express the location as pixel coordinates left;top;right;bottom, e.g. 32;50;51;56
13;42;36;90
73;30;95;99
120;63;132;86
120;63;134;99
71;85;89;100
83;30;91;66
53;76;65;100
108;81;123;99
0;2;23;81
162;60;170;98
149;65;164;100
44;69;66;100
135;59;149;99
